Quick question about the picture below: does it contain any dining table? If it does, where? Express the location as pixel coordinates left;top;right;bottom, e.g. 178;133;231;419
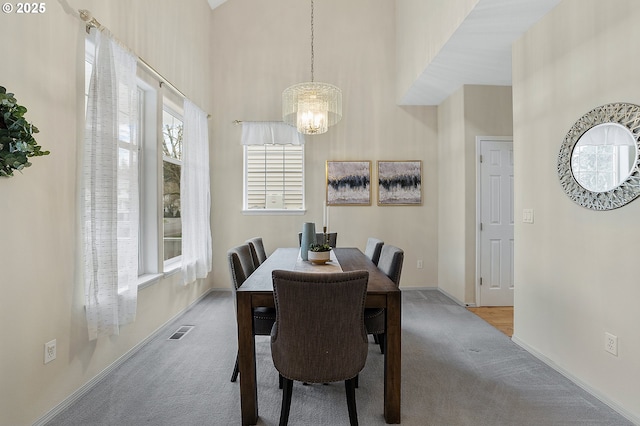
236;247;401;425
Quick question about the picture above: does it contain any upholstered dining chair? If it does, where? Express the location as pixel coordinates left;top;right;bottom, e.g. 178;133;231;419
364;237;384;266
246;237;268;266
297;232;338;248
227;244;276;382
364;244;404;354
271;270;369;426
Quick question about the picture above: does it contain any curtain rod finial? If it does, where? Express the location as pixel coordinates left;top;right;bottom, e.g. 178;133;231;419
79;9;92;22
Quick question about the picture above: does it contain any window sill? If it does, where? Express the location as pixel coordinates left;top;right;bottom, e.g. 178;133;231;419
242;209;306;216
137;273;164;290
137;258;182;289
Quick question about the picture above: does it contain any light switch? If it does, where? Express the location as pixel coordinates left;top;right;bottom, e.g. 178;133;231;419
522;209;534;224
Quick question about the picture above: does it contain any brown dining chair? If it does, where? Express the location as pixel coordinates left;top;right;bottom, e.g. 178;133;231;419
364;244;403;354
364;237;384;266
227;244;276;382
298;232;338;248
271;270;369;426
246;237;268;266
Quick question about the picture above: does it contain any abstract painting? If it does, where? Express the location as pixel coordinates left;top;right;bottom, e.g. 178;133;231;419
377;160;422;205
326;161;371;205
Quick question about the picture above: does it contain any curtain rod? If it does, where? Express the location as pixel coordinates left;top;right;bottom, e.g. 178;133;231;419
233;120;287;125
79;9;210;119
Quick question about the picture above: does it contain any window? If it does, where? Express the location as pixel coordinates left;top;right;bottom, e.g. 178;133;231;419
244;144;304;212
85;35;187;280
162;105;183;261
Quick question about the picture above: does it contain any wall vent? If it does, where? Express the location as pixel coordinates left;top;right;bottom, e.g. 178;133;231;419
168;325;194;340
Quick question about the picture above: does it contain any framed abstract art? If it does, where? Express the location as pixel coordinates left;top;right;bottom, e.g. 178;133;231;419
326;161;371;206
377;160;422;206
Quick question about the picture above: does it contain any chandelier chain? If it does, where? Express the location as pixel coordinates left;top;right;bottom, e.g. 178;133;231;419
282;0;341;135
310;0;314;82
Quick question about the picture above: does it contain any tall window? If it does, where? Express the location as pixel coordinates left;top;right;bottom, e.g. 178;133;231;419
83;31;140;338
86;36;189;278
162;106;183;261
244;144;304;211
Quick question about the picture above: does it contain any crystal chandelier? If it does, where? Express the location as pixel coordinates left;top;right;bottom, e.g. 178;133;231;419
282;0;342;135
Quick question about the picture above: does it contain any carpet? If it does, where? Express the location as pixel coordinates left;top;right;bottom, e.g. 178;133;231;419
47;290;632;425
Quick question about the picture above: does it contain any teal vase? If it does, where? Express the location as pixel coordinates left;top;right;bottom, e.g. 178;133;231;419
300;222;316;261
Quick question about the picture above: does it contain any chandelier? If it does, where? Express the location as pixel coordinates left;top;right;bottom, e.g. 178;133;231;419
282;0;342;135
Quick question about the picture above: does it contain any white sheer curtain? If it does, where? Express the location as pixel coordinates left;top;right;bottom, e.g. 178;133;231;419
83;30;139;340
180;99;212;285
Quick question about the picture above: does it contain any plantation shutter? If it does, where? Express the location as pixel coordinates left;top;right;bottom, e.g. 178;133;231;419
246;145;304;210
242;122;305;210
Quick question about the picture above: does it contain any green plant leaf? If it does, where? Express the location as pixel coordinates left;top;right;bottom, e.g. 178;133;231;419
0;86;49;178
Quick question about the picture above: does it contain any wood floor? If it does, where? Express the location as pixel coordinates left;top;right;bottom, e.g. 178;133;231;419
467;306;513;337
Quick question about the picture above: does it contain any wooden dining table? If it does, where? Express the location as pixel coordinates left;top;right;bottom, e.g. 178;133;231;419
236;247;401;425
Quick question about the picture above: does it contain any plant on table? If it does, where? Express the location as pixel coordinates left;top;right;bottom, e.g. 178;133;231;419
309;243;331;252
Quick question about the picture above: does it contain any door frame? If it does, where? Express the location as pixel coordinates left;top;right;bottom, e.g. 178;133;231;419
475;136;514;307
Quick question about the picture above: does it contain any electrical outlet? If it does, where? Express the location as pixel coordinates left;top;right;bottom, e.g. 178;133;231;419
417;259;423;269
604;332;618;356
44;339;57;364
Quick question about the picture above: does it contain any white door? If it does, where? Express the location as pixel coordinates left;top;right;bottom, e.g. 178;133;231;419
478;138;514;306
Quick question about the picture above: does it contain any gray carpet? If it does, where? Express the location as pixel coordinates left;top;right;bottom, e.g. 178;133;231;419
47;290;632;426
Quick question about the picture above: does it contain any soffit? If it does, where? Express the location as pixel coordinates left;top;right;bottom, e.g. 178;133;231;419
207;0;227;10
400;0;561;106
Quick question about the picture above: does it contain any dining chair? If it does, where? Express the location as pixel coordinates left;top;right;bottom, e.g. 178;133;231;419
364;237;384;266
364;244;404;354
246;237;268;266
320;232;338;248
271;270;369;426
227;244;276;382
297;232;338;248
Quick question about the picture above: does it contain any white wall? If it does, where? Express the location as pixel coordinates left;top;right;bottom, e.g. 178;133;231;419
7;0;638;423
512;0;640;421
395;0;478;102
463;85;513;303
437;88;467;302
437;85;513;305
208;0;438;291
0;1;213;424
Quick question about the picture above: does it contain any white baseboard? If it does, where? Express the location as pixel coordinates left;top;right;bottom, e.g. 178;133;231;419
33;288;214;426
400;287;476;307
511;335;640;425
400;285;438;291
435;287;468;306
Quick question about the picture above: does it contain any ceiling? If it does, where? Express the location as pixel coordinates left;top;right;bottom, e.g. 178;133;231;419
208;0;561;106
207;0;227;10
400;0;561;105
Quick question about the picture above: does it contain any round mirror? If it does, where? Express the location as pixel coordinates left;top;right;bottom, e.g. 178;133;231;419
558;103;640;210
571;123;637;192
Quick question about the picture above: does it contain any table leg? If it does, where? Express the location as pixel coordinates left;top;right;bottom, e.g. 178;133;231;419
237;292;258;425
384;291;402;423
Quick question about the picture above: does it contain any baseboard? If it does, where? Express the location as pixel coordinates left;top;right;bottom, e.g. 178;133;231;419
511;335;640;425
33;288;214;426
435;287;468;307
399;285;438;291
400;287;476;307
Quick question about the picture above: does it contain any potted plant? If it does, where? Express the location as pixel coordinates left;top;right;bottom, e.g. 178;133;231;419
0;86;49;177
308;242;331;264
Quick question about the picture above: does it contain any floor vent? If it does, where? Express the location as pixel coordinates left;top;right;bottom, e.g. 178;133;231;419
168;325;194;340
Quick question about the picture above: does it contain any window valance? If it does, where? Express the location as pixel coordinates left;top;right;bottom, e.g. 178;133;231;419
241;121;305;146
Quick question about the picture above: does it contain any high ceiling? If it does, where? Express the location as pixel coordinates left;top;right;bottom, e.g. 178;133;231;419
208;0;561;106
207;0;227;10
399;0;561;105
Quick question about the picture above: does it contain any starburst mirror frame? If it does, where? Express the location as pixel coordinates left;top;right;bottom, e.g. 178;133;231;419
557;102;640;210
